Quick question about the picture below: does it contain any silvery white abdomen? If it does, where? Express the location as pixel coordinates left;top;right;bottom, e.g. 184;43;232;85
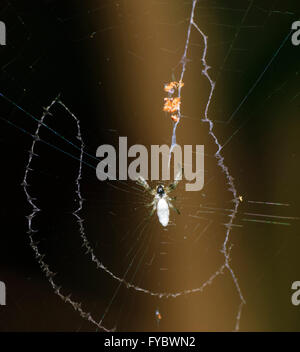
157;198;169;227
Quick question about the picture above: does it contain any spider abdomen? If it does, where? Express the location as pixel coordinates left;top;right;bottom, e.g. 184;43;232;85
157;198;169;227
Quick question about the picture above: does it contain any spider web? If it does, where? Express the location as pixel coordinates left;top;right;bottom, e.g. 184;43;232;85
0;0;300;332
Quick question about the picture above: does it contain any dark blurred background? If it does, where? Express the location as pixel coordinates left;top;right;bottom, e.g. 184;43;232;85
0;0;299;331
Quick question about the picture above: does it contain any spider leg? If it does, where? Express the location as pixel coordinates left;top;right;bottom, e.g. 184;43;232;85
168;198;180;214
136;175;156;195
136;175;151;191
166;165;183;193
170;203;180;215
145;199;156;208
145;200;157;220
149;204;157;217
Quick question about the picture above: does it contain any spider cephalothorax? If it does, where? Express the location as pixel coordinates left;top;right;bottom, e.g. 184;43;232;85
157;185;165;197
136;168;182;227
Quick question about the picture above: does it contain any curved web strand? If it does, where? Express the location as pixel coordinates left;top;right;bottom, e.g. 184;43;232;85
22;1;245;331
57;101;226;300
170;0;246;330
22;97;227;334
19;95;226;303
23;97;112;332
0;0;298;332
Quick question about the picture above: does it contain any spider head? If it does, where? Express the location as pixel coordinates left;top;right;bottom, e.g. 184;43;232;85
157;185;165;197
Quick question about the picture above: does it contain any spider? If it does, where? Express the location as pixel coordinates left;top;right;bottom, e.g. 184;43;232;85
136;168;182;227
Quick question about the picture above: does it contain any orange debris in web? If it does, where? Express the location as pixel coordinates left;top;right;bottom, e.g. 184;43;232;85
163;97;181;113
163;81;183;124
164;80;184;93
171;114;179;123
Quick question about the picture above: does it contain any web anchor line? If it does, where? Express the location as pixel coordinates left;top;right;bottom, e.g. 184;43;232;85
169;0;198;159
169;0;246;331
